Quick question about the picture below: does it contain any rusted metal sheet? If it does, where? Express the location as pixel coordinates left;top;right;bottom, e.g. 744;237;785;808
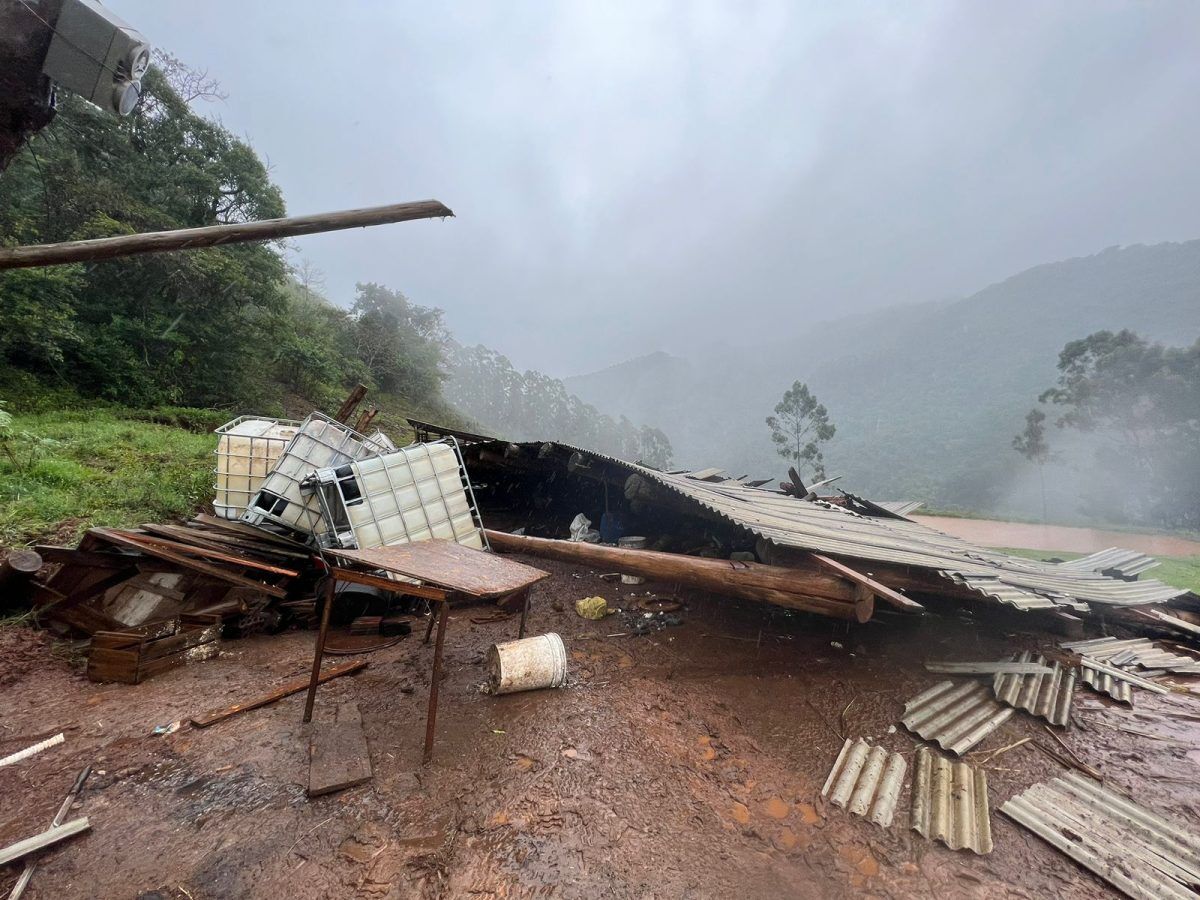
466;440;1188;611
1001;772;1200;900
1080;660;1134;705
820;738;906;827
991;651;1075;726
901;680;1014;756
910;746;992;854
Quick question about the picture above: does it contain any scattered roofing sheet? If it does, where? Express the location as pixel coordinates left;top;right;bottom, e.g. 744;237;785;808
820;738;906;828
925;660;1054;676
1072;657;1170;695
1080;661;1134;706
991;651;1076;727
1059;547;1160;578
468;440;1189;612
1000;773;1200;900
910;746;992;854
1061;637;1200;674
901;680;1014;756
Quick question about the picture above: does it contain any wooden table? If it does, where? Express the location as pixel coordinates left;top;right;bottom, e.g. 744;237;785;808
303;541;549;762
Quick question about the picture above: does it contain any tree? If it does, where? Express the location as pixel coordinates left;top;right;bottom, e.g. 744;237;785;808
1012;408;1054;522
766;381;835;480
1032;330;1200;529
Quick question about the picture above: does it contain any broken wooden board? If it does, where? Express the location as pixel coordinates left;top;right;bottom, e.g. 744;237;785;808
308;700;373;798
87;614;222;684
0;818;90;866
189;660;367;728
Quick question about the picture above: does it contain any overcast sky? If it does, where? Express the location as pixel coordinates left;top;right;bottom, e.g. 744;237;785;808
115;1;1200;376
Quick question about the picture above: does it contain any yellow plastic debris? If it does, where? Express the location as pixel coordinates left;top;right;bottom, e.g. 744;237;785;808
575;596;608;620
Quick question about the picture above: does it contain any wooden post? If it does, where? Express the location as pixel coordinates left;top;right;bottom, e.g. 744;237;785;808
423;600;450;764
334;384;368;424
0;549;43;605
518;587;531;639
352;407;379;433
0;200;454;270
303;578;336;724
485;530;871;621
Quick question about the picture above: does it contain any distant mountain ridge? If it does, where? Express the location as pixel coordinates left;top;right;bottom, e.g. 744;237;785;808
564;240;1200;521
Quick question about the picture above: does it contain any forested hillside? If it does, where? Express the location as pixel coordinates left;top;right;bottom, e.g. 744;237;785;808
0;54;667;456
566;241;1200;525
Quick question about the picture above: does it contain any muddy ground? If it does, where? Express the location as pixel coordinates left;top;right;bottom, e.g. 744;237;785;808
2;554;1198;899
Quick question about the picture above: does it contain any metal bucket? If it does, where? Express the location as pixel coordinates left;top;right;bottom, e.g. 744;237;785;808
618;535;648;584
487;632;568;695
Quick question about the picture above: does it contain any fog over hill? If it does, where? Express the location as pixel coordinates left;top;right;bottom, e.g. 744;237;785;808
565;240;1200;522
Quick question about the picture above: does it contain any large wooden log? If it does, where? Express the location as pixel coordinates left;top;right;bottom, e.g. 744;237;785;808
0;200;453;270
485;530;872;622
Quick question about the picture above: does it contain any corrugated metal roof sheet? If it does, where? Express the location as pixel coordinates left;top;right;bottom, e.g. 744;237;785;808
1072;656;1170;695
472;441;1189;612
820;738;906;828
991;651;1076;726
910;746;993;854
1080;660;1134;705
1000;773;1200;900
1061;637;1200;674
1059;547;1160;578
901;680;1015;756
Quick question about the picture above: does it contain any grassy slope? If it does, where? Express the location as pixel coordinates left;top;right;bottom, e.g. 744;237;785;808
1000;546;1200;595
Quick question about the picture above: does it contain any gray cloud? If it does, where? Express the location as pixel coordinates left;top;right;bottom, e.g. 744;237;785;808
115;0;1200;374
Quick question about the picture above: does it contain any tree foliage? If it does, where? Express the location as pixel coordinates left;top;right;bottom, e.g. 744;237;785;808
765;381;835;480
1032;330;1200;528
444;344;673;468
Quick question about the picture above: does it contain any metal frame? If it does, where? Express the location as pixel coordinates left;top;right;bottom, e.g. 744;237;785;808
305;437;490;552
240;412;388;541
212;416;302;520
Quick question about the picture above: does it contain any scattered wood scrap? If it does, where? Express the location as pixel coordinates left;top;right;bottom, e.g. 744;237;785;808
0;818;90;867
87;614;222;684
307;700;373;797
189;660;368;728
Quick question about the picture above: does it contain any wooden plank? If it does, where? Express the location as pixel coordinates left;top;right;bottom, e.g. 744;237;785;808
86;529;287;598
307;701;373;797
334;384;368;424
128;528;300;577
810;553;926;612
45;603;124;636
0;818;90;866
327;566;449;601
189;660;368;728
33;546;145;569
327;541;550;599
0;200;453;270
147;524;309;559
191;514;310;549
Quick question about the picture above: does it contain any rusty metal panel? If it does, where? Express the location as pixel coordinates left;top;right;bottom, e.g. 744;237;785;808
820;738;906;827
991;651;1075;726
1080;661;1134;705
901;680;1014;756
910;746;992;854
1001;772;1200;900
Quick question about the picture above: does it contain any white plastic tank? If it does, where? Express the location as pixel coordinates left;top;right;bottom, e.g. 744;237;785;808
312;440;485;550
213;417;300;520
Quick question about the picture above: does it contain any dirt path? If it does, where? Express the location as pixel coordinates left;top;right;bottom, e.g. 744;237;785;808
2;556;1198;898
913;515;1200;557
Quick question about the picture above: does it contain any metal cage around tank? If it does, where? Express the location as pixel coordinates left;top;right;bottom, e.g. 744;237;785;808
212;416;302;520
239;412;392;541
304;437;489;552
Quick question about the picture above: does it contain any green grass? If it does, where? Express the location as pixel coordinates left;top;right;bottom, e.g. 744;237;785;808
1000;546;1200;595
0;407;214;546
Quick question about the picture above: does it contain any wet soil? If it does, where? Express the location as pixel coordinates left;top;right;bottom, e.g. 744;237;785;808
913;515;1200;557
2;554;1198;898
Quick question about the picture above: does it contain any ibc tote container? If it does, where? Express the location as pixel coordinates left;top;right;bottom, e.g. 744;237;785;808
212;416;301;520
309;438;486;551
240;412;385;540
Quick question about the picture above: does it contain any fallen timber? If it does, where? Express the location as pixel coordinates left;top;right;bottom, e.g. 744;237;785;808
0;200;453;270
485;529;884;622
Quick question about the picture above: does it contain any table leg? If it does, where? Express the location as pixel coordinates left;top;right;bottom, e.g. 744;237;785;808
423;602;437;644
518;587;531;639
302;577;336;724
423;600;450;764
